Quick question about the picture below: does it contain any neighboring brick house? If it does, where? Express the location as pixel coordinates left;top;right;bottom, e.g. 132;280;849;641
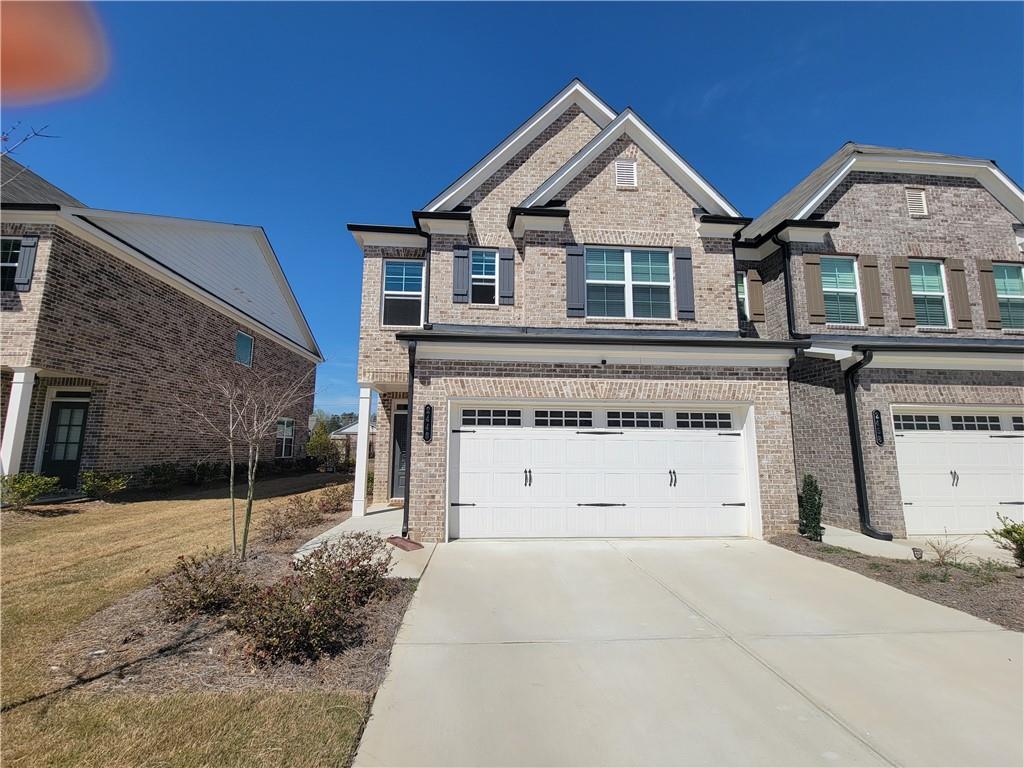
735;144;1024;539
0;156;322;488
347;80;806;542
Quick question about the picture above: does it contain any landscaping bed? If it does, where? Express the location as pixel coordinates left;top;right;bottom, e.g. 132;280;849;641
771;533;1024;632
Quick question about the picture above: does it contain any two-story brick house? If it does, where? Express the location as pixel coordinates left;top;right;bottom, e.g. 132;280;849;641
735;144;1024;539
1;156;322;488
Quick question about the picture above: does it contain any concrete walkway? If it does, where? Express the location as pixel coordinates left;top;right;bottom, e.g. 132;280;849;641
823;525;1016;565
356;539;1022;767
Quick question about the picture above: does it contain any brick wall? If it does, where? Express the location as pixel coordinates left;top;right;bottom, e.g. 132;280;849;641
1;223;54;368
356;245;423;385
403;359;799;543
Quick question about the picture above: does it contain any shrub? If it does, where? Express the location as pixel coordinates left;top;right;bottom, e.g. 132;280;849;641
79;470;131;500
1;473;61;510
988;513;1024;568
159;549;249;620
316;484;352;515
798;474;823;542
261;505;297;542
142;462;180;491
306;422;340;471
258;495;327;542
296;533;393;606
925;534;971;567
184;460;226;486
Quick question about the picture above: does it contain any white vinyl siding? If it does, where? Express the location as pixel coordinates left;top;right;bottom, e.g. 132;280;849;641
382;260;424;327
994;263;1024;329
585;247;671;319
820;256;861;325
908;260;949;327
470;249;498;305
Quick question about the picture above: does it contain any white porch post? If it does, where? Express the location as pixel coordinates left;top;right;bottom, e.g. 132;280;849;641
352;386;373;517
1;367;38;475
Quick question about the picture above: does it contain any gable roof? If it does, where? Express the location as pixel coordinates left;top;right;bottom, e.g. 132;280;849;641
520;109;740;217
421;79;616;213
741;142;1024;241
331;421;376;436
1;155;85;207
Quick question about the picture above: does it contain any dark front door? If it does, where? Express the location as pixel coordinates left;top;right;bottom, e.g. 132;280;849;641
391;409;409;499
41;402;89;488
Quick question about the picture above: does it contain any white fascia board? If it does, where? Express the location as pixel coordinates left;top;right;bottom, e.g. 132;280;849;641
778;226;833;244
511;213;569;238
423;81;616;213
868;349;1024;372
522;111;740;217
804;345;858;363
350;230;428;249
412;340;797;368
56;212;323;363
416;218;470;236
697;220;745;239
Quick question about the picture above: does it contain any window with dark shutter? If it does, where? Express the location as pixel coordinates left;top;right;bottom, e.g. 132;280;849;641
0;238;20;292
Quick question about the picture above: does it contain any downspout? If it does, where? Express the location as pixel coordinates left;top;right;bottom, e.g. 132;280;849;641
843;350;893;540
772;234;808;340
402;340;417;538
421;232;432;327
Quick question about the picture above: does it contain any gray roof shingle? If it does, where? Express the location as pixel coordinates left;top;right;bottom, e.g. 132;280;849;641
1;155;84;207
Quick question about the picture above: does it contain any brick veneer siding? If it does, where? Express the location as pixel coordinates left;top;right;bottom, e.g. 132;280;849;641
357;246;424;386
373;391;406;504
1;222;316;479
785;173;1022;339
1;223;54;368
402;359;799;543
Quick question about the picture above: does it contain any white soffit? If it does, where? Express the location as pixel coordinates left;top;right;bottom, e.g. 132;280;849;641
697;220;746;239
511;213;568;238
349;229;428;249
867;349;1024;372
422;80;616;213
415;218;470;236
521;110;741;217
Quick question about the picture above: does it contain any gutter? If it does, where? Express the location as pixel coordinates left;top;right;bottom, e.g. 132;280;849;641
843;350;893;540
395;329;808;349
402;340;417;538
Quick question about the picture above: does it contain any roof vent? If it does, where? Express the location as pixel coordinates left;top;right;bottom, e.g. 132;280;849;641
615;159;637;189
905;187;928;217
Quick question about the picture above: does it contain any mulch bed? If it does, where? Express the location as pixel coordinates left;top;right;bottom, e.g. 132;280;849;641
771;533;1024;632
46;511;416;698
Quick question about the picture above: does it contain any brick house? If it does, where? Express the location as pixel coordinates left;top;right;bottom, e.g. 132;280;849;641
0;156;322;488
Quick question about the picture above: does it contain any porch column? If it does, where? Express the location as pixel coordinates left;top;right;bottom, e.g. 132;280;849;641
351;386;373;517
1;367;38;475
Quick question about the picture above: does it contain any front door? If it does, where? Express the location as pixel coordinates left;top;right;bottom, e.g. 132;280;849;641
41;402;89;488
391;408;409;499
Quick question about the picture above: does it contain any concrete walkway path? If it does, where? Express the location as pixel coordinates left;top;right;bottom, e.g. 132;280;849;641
823;525;1017;565
356;539;1022;767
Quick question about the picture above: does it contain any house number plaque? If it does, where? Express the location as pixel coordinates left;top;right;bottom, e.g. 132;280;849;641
423;404;433;443
872;409;884;446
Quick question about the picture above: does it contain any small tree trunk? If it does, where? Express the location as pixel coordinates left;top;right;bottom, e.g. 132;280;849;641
239;443;259;559
228;439;237;554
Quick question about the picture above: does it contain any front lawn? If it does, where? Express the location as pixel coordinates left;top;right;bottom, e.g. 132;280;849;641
1;472;391;767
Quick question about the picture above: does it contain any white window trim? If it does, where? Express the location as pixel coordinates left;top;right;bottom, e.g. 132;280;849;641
736;272;749;323
584;247;674;319
381;259;425;328
235;331;254;367
1;236;21;291
275;417;295;458
909;259;951;329
820;255;864;326
470;249;499;306
994;263;1024;327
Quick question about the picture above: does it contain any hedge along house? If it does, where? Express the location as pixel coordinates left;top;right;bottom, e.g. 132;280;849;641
735;143;1024;539
348;80;807;542
0;156;323;488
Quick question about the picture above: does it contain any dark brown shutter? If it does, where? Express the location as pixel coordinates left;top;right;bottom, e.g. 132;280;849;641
977;259;1002;329
802;253;826;325
452;245;470;303
746;269;765;322
565;245;585;317
13;236;38;292
892;254;917;327
498;247;514;305
946;258;973;329
674;246;695;320
859;254;885;326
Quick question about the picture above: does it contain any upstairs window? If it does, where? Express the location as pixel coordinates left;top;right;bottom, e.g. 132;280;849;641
905;187;928;217
275;418;294;458
994;263;1024;329
735;272;749;323
614;159;637;188
1;238;20;292
471;249;497;304
908;260;949;327
383;260;423;326
235;331;254;367
820;256;861;324
585;247;671;319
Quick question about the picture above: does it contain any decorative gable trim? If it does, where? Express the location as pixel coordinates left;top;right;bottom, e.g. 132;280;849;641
520;109;741;217
422;79;616;213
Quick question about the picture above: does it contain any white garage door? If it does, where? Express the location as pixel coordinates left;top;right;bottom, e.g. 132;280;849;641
894;410;1024;535
449;406;753;539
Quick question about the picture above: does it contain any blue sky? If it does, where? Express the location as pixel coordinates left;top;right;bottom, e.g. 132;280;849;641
6;2;1022;412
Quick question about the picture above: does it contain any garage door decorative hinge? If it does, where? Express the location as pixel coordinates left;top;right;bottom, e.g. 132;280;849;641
717;432;742;437
990;434;1024;439
577;502;626;507
576;430;624;435
450;502;476;507
721;502;746;507
451;429;476;433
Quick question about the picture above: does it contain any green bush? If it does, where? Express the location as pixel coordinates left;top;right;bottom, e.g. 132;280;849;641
141;462;180;491
306;422;340;471
1;473;61;510
988;513;1024;568
79;470;131;500
159;549;249;620
798;474;823;542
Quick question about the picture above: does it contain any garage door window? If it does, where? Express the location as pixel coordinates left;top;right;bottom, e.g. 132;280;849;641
893;414;940;431
462;409;522;427
535;410;593;427
607;411;664;428
951;414;1002;431
676;412;732;429
1013;416;1023;431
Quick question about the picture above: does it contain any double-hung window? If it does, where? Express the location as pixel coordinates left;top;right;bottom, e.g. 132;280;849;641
585;247;671;319
994;263;1024;329
382;260;424;326
820;256;861;324
735;272;749;322
235;331;254;367
909;260;949;327
275;418;294;458
471;249;497;304
1;238;21;292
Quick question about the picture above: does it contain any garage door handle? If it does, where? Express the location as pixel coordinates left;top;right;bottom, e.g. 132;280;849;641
576;430;624;435
721;502;746;507
578;502;626;507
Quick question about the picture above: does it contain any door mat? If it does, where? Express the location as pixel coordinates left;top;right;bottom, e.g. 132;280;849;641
387;536;423;551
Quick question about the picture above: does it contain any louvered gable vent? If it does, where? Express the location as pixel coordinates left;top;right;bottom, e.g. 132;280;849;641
905;187;928;217
615;159;637;188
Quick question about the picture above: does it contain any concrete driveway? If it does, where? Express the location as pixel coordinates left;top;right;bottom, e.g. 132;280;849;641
355;540;1023;767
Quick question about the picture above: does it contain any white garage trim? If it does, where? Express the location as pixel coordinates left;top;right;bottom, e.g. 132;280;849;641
444;400;763;541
